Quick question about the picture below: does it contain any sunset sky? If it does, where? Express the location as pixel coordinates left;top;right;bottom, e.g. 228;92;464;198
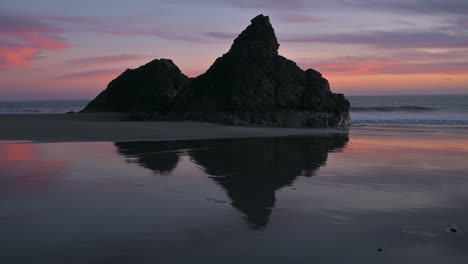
1;0;467;100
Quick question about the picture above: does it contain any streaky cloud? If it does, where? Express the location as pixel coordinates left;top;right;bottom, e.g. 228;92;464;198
0;43;39;69
300;53;468;76
105;29;208;43
276;14;326;24
205;32;237;39
283;30;468;49
0;12;69;69
66;54;146;66
347;0;468;16
227;0;309;9
56;69;121;81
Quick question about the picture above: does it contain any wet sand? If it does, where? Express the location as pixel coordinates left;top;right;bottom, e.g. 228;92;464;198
0;113;346;142
2;113;468;263
1;130;468;264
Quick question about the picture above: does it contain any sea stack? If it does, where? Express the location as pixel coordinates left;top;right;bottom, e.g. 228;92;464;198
81;14;351;127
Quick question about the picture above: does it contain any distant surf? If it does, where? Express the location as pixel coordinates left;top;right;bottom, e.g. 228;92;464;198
0;100;88;114
352;106;435;112
349;94;468;127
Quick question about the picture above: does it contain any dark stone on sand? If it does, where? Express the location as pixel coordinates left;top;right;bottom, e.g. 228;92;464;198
377;248;383;252
450;228;458;233
81;14;351;128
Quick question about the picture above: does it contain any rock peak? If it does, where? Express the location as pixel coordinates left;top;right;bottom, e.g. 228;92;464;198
230;14;279;57
250;14;270;25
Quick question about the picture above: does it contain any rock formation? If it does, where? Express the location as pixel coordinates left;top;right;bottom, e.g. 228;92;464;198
82;59;189;113
81;14;351;127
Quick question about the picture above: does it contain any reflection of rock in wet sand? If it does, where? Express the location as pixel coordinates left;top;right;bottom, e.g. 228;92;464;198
114;141;182;175
114;134;349;228
188;135;349;229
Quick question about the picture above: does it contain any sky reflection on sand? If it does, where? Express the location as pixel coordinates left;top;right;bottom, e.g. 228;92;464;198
0;143;66;193
1;129;468;263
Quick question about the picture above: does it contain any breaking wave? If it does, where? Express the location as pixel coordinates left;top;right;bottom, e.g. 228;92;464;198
352;106;436;112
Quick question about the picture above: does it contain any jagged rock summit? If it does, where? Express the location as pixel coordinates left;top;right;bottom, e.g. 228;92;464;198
81;14;351;127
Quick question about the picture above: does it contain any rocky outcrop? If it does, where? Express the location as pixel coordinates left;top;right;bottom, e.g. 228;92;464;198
82;59;189;113
81;14;351;127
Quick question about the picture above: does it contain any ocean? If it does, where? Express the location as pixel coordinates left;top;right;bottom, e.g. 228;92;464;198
0;100;88;114
350;94;468;127
0;94;467;127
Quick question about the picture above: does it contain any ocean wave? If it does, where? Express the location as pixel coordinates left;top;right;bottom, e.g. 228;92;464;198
351;119;468;125
351;106;436;112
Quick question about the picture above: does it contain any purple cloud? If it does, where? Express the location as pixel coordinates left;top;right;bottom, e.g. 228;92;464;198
205;32;237;39
347;0;468;16
56;69;121;81
3;10;209;45
66;54;146;66
227;0;309;9
106;29;206;43
277;15;325;24
283;30;468;49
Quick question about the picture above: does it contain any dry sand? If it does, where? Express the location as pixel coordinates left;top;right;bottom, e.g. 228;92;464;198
0;113;347;142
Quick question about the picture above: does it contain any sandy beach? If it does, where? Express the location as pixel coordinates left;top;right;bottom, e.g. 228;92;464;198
0;113;347;142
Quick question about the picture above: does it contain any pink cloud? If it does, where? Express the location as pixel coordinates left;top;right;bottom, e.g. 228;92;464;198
0;44;38;68
305;59;468;76
21;32;68;51
0;13;69;69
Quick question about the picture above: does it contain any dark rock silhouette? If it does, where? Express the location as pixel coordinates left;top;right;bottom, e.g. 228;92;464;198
84;59;189;114
82;15;350;127
113;134;349;229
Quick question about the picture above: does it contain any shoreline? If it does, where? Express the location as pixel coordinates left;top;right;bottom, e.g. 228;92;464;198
0;113;348;143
